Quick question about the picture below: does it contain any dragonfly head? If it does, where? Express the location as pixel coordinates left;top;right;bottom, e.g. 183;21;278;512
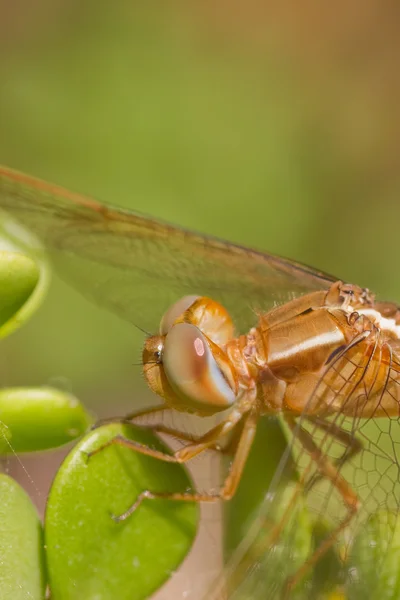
143;296;239;416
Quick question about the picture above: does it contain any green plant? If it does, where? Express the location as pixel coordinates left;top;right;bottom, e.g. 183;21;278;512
0;240;198;600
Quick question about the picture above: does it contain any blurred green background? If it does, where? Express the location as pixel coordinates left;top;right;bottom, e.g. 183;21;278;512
1;2;400;596
1;1;400;405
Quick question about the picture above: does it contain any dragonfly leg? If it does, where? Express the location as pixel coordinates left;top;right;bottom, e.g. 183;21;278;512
87;406;258;521
123;404;169;422
283;414;359;596
127;404;219;446
92;405;218;446
304;415;363;492
215;412;258;500
285;415;360;509
112;411;258;521
209;414;361;599
91;404;169;429
145;423;221;449
93;405;220;454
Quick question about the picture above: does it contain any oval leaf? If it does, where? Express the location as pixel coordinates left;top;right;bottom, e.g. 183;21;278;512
45;422;199;600
0;386;92;453
0;473;46;600
0;215;51;339
0;251;39;327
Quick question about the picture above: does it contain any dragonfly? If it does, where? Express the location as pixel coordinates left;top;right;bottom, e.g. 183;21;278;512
0;165;400;599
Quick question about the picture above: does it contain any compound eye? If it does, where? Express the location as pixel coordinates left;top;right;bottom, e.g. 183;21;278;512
163;322;236;413
160;296;200;335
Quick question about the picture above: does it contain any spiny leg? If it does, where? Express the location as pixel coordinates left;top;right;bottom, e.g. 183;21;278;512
124;404;169;422
87;407;258;521
113;411;258;521
93;404;222;449
127;404;218;446
117;412;259;520
304;415;363;492
146;423;221;450
230;415;359;599
283;414;359;597
91;404;169;430
213;446;316;600
88;406;243;464
93;404;222;450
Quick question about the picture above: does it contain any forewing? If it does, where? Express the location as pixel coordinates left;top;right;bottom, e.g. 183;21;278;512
0;166;336;333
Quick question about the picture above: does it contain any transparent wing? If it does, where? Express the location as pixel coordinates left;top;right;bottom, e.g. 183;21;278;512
0;166;336;333
210;339;400;599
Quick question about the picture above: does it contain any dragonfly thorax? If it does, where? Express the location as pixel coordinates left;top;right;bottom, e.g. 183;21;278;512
243;282;400;418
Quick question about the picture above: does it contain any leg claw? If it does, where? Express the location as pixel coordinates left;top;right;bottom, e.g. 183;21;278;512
80;450;91;464
110;511;123;523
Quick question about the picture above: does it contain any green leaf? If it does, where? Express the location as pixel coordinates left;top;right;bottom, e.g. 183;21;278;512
0;386;92;453
0;473;46;600
0;214;51;339
0;251;39;328
45;422;199;600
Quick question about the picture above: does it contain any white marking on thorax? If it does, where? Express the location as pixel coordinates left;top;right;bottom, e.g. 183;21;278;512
273;329;344;362
352;308;400;339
